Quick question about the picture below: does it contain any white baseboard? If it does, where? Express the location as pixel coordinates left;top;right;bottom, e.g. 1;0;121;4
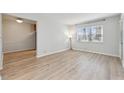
72;48;119;58
4;48;35;54
37;48;70;58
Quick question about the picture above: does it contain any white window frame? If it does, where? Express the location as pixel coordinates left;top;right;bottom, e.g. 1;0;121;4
77;25;103;43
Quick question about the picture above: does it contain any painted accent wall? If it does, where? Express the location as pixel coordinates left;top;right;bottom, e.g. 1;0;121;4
69;15;120;57
3;18;36;53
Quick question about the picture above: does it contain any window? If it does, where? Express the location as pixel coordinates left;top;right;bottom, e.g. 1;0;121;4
77;25;103;42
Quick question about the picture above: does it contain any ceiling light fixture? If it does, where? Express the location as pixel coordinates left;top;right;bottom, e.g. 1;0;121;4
16;18;23;23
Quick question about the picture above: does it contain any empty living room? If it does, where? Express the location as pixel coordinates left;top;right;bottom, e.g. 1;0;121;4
1;0;124;93
0;13;124;80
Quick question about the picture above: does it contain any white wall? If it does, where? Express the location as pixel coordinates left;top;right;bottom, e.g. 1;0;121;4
0;14;3;69
69;15;120;57
37;18;69;56
7;13;69;57
3;18;36;53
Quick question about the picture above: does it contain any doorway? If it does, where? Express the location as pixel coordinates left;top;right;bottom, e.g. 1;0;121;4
2;14;37;65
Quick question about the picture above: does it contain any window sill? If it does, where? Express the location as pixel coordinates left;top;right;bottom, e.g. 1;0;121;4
78;40;103;43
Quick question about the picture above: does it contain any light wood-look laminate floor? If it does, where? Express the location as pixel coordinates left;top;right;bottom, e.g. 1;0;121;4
3;49;36;64
0;50;124;80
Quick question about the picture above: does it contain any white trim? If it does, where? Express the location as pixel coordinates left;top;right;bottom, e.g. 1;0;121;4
72;48;119;57
36;48;70;58
3;48;36;54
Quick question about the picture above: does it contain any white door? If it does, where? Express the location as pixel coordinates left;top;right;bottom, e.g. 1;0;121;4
0;14;3;70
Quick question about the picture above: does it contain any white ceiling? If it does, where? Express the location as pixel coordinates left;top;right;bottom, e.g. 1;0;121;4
5;13;120;25
3;14;36;24
40;13;120;25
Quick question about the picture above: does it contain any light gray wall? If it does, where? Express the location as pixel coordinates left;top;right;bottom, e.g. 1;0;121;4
3;18;36;53
37;18;69;56
8;13;69;57
69;15;120;57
